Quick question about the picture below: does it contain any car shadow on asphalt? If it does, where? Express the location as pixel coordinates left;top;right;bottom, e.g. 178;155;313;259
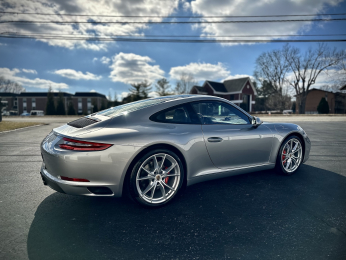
27;165;346;260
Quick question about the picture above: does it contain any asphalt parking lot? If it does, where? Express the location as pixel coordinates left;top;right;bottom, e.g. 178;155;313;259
0;119;345;260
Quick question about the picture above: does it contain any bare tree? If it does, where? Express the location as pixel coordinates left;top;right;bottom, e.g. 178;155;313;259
283;43;346;114
155;78;172;96
332;59;346;88
254;48;291;95
0;76;25;93
174;73;197;94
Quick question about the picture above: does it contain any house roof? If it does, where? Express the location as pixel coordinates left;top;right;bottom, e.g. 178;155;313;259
206;81;227;92
193;86;208;94
18;92;73;97
223;77;250;93
74;92;107;98
0;92;20;97
203;77;255;95
340;84;346;90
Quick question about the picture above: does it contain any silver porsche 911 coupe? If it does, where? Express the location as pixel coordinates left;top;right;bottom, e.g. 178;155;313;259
40;95;311;207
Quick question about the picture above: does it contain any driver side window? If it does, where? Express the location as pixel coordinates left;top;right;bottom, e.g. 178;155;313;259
191;101;251;125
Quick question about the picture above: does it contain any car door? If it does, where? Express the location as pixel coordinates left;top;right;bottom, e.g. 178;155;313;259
190;101;273;169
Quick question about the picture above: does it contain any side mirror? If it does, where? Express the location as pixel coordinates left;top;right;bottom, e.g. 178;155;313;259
252;116;263;127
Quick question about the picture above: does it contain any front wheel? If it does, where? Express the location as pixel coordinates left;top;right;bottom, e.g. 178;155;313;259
276;135;303;175
129;149;184;207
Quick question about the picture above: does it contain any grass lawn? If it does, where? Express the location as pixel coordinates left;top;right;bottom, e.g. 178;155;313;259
0;121;42;132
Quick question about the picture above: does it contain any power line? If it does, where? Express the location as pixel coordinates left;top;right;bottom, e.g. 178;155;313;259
1;18;346;24
1;11;346;18
1;34;345;43
2;32;346;38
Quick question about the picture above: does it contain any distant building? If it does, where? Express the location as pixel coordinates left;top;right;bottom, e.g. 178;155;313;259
73;92;108;115
0;91;107;115
0;92;19;113
296;88;346;114
190;77;256;112
340;84;346;93
18;92;73;115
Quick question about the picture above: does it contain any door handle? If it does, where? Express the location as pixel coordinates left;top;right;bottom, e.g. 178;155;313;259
207;137;223;143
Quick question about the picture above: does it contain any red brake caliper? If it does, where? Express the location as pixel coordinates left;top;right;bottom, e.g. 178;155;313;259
164;166;169;184
282;150;286;165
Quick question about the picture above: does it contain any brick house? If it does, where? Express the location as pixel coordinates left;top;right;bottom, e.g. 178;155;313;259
190;77;256;112
296;88;346;114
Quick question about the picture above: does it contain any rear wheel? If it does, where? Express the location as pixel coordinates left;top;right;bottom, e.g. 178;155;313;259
276;135;303;175
129;149;184;207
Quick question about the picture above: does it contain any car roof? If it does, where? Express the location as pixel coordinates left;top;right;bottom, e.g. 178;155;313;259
147;94;225;103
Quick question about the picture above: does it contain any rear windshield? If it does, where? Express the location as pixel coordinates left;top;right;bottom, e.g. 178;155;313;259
96;96;177;118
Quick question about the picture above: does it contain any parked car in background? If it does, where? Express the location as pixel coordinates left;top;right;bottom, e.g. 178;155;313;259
40;95;311;207
2;111;10;116
9;110;18;116
30;110;44;116
283;110;293;115
20;112;30;116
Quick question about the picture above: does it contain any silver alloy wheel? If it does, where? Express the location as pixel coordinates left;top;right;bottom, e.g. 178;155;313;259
136;153;180;204
281;138;303;173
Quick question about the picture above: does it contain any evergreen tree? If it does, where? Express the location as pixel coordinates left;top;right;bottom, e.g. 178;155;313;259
156;78;171;96
129;80;152;101
100;101;106;111
67;99;76;115
317;97;329;114
56;92;66;115
45;86;56;115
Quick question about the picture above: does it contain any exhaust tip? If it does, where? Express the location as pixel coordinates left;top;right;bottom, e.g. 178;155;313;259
87;187;113;195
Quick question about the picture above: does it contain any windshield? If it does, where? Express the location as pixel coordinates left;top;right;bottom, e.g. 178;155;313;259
95;96;177;117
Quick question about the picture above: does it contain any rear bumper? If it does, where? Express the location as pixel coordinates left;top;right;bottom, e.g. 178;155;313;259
40;164;118;197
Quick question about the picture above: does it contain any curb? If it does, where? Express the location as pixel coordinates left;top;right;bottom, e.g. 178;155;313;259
0;124;46;134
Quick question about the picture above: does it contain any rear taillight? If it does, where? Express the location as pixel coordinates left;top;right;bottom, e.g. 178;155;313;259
59;137;112;151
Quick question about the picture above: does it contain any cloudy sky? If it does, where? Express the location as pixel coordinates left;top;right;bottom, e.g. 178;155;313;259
0;0;345;100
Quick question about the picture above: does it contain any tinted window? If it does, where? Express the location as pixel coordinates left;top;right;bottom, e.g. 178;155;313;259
150;105;200;124
96;96;177;118
191;101;250;125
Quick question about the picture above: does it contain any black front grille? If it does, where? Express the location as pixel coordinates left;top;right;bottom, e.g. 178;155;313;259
67;117;98;128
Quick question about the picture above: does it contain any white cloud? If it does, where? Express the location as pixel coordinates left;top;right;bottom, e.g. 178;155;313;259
90;89;96;92
119;91;130;101
109;52;165;84
1;0;179;50
0;43;7;46
0;67;68;89
190;0;343;45
22;69;37;74
170;62;230;81
101;56;111;64
182;1;190;11
93;58;98;62
54;69;102;80
223;74;253;82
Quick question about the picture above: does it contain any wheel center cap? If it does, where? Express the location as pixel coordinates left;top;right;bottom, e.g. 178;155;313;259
155;175;161;181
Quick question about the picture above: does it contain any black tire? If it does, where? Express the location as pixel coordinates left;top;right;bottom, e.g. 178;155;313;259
128;148;185;208
275;135;303;176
